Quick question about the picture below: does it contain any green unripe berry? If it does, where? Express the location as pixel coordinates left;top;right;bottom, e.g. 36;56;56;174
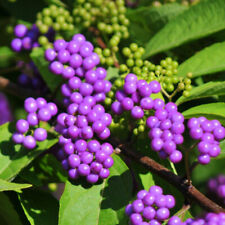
172;76;179;84
160;60;167;67
166;57;172;64
173;69;178;75
108;91;114;98
142;66;148;73
164;77;172;84
130;43;138;52
126;59;134;67
106;57;114;66
134;51;142;59
133;128;138;136
122;47;131;57
135;59;143;67
138;125;145;132
155;65;162;71
187;72;193;78
184;78;191;85
133;67;141;75
112;46;119;52
119;64;128;72
100;56;106;65
172;61;179;68
114;79;123;88
39;24;48;34
183;91;190;97
106;25;113;34
103;48;111;57
166;70;173;76
178;82;185;90
105;98;112;105
97;22;106;31
185;84;192;91
38;35;48;45
166;65;173;71
109;38;118;47
43;8;51;16
43;17;52;26
155;70;161;76
166;83;174;92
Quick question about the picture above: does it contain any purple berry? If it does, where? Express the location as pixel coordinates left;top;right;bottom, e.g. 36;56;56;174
16;119;29;133
23;135;36;149
33;128;47;141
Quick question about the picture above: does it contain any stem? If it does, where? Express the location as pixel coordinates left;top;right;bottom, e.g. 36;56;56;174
169;87;179;101
161;86;171;100
109;137;225;213
112;52;120;68
184;150;191;185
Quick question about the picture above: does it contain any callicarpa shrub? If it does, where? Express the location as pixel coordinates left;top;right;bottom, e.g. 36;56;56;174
0;0;225;224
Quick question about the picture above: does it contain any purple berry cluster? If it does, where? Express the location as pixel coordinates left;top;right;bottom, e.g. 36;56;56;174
168;212;225;225
45;34;101;78
11;24;54;52
146;102;184;163
125;185;175;225
111;73;161;119
208;174;225;206
56;140;114;183
188;117;225;164
12;97;58;149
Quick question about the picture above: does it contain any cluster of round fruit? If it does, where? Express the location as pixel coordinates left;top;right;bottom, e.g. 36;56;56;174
207;174;225;206
111;73;161;119
0;93;13;125
12;97;58;149
17;62;48;94
94;47;115;67
55;104;112;141
11;24;54;52
45;34;101;78
36;5;74;35
187;117;225;165
72;0;129;51
119;43;192;97
56;139;114;183
168;212;225;225
125;185;175;225
146;102;184;163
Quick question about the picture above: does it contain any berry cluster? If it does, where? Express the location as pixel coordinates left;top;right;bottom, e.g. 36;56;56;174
208;174;225;206
111;73;161;119
168;212;225;225
0;93;13;125
11;24;54;52
56;140;114;183
45;34;101;78
125;185;175;225
12;97;58;149
73;0;129;52
188;117;225;164
94;47;114;67
146;102;184;163
119;43;192;98
36;4;74;43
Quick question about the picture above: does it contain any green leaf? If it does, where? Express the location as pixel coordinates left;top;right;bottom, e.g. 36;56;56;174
20;154;67;186
214;139;225;160
143;0;225;58
127;3;187;45
106;67;120;81
30;48;63;93
176;81;225;105
0;46;15;68
182;103;225;126
0;178;31;192
177;42;225;78
0;122;58;181
19;189;59;225
0;192;24;225
59;155;132;225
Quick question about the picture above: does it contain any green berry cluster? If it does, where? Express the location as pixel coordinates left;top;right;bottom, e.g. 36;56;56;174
36;4;74;47
94;47;115;67
73;0;129;51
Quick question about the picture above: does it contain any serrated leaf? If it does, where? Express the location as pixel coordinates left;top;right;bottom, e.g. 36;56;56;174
59;155;132;225
0;46;15;68
176;81;225;105
106;67;120;81
0;178;31;192
143;0;225;58
182;103;225;126
127;3;187;45
0;192;24;225
0;122;58;181
30;48;63;93
19;189;59;225
177;42;225;78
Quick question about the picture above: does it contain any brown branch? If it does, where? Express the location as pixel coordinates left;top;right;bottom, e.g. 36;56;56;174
110;138;225;213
